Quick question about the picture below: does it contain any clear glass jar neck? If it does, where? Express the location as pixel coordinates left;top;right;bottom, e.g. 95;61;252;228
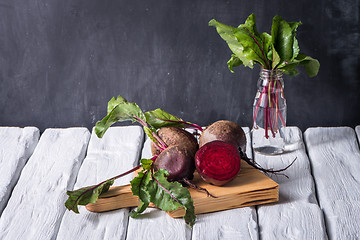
258;68;284;89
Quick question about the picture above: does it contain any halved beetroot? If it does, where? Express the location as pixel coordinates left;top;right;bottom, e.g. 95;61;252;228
195;140;241;186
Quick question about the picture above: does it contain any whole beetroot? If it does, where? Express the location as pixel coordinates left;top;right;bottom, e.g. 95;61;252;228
151;127;198;156
199;120;246;152
154;145;196;182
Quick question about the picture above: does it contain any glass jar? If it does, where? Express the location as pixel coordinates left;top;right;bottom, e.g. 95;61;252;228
252;68;286;155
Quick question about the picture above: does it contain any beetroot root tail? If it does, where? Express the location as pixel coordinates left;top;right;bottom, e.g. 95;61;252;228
182;178;217;198
239;150;296;178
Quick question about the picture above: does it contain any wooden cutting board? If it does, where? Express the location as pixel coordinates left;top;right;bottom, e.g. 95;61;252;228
86;160;279;218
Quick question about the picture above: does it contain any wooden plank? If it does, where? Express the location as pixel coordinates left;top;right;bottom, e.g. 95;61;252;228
192;127;259;240
355;126;360;143
304;127;360;240
0;128;90;240
56;126;144;240
0;127;40;215
192;208;258;240
254;127;328;240
168;166;278;217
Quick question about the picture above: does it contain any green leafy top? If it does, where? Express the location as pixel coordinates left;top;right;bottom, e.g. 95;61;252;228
95;95;203;141
95;96;146;138
209;14;320;77
67;95;198;226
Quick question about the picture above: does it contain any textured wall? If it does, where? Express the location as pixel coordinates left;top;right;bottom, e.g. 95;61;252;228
1;0;359;131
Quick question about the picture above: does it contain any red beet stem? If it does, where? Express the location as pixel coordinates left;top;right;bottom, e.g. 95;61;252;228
267;104;275;138
264;87;269;139
273;80;279;131
254;77;287;139
152;132;167;150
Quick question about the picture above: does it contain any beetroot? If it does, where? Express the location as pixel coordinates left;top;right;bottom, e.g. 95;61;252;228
154;145;196;182
151;127;198;156
195;140;241;186
199;120;246;152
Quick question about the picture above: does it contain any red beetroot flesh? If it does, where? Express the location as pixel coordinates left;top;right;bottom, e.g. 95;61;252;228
195;140;241;186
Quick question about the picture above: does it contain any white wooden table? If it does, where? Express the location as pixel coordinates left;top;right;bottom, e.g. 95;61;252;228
0;125;359;240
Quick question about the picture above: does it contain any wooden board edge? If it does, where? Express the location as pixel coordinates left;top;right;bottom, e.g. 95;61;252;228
168;185;279;218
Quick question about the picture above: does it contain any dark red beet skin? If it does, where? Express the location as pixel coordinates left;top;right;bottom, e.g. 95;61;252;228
154;145;195;182
195;140;241;186
199;120;246;152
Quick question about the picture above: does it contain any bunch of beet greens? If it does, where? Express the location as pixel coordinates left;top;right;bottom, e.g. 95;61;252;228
65;96;204;227
209;14;320;138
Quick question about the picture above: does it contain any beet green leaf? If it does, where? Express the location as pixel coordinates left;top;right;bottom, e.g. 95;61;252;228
210;13;320;77
227;54;243;73
107;95;128;114
145;108;186;129
148;169;195;227
267;43;281;69
271;15;301;63
233;13;272;68
95;101;146;138
209;19;252;68
279;53;320;77
140;158;153;170
65;179;114;213
145;108;203;132
209;14;272;69
130;169;152;218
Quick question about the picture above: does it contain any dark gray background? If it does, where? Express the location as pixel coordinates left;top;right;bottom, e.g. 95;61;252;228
1;0;359;132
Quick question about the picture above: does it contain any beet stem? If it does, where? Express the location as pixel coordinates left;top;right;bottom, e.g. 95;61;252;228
135;117;148;128
278;83;286;126
264;88;269;139
274;80;279;131
111;165;142;180
254;75;287;138
270;89;286;134
153;143;163;151
68;164;144;212
81;164;142;196
151;155;158;162
154;118;204;132
185;122;204;132
152;132;167;150
267;104;275;138
134;116;167;150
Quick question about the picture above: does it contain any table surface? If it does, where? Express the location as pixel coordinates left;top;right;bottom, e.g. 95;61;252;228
0;125;359;240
